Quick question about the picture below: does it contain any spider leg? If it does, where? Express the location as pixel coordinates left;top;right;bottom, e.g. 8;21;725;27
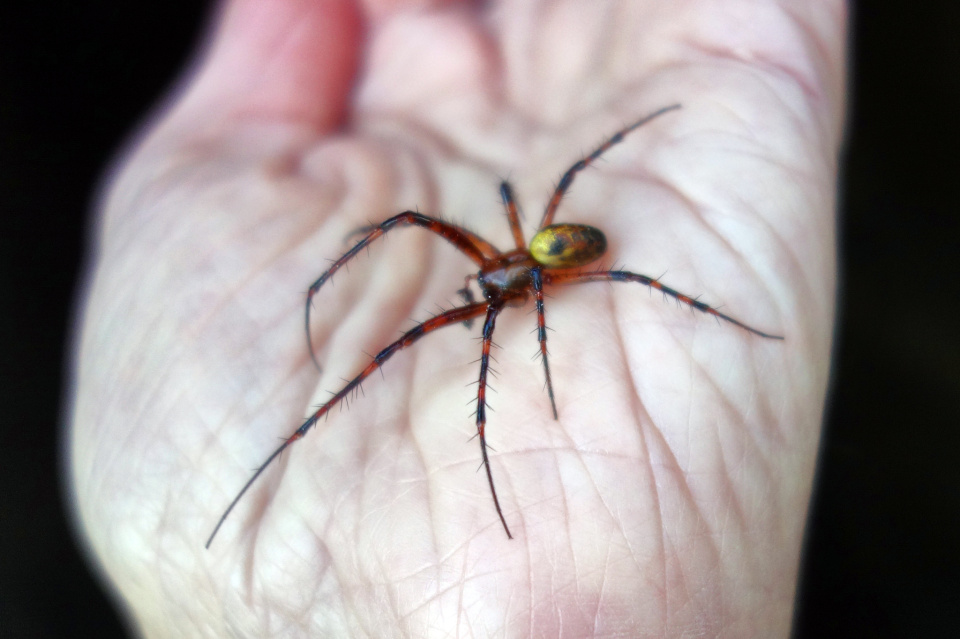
543;269;784;340
499;182;527;250
538;104;682;229
531;268;558;419
475;304;513;539
207;300;490;548
306;211;502;369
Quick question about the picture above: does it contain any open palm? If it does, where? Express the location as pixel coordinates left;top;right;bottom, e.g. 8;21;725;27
68;0;842;636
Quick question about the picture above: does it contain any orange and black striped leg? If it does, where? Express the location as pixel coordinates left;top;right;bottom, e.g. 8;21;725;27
532;268;558;419
306;211;503;369
475;303;513;539
499;182;527;250
537;104;682;229
207;300;490;548
544;270;784;340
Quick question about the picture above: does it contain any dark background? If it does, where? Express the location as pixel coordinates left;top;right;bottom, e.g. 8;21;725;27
1;2;957;637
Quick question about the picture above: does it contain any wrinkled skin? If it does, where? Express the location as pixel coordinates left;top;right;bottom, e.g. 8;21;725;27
66;0;843;636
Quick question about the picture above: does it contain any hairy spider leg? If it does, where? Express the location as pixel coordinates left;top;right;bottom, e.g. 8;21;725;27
475;304;513;538
499;182;559;418
499;182;527;250
543;270;784;339
531;268;558;419
207;300;490;548
305;211;502;369
538;103;682;229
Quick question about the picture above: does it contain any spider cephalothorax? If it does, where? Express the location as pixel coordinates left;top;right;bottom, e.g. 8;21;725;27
206;104;782;547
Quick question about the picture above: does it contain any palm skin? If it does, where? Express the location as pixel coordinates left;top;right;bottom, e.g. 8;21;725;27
67;0;843;636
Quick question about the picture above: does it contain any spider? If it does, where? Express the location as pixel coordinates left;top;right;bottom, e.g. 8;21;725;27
205;103;783;548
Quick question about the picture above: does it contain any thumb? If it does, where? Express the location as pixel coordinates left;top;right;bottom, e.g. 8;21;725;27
161;0;362;135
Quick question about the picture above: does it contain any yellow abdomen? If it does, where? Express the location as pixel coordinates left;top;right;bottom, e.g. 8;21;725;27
529;224;607;268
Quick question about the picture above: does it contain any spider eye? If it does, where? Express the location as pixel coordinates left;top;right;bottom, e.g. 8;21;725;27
530;224;607;268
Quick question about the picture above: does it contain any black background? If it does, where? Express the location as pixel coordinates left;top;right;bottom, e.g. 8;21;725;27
1;2;957;637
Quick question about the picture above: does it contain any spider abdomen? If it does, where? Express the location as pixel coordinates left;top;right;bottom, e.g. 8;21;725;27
529;224;607;268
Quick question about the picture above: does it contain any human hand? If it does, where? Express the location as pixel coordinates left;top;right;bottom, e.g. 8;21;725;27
68;0;842;635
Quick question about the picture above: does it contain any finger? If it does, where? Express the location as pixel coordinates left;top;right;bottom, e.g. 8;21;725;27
167;0;363;132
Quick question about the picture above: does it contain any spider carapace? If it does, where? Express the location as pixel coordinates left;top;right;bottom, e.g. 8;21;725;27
205;103;783;547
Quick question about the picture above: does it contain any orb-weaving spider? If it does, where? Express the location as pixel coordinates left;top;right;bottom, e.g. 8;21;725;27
205;103;783;547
